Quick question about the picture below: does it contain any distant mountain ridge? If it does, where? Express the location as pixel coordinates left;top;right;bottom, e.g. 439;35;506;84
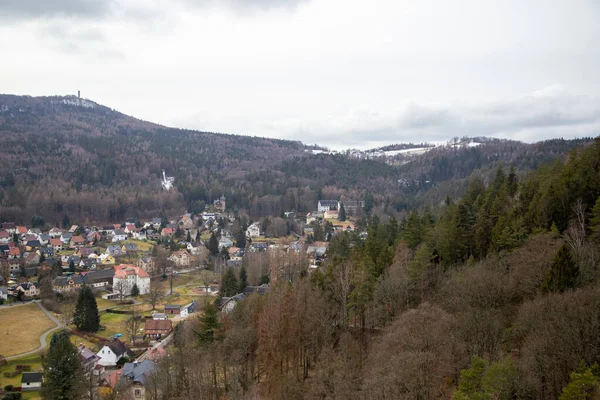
0;94;592;224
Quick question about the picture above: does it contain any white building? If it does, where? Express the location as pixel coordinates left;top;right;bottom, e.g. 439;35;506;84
113;264;151;296
246;223;261;238
318;200;339;213
96;339;135;367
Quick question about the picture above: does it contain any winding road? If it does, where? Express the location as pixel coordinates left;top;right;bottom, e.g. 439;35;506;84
5;301;64;361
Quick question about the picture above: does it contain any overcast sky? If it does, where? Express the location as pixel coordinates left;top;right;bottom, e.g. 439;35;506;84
1;0;599;149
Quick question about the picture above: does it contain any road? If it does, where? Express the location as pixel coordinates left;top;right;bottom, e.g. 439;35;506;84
6;301;64;360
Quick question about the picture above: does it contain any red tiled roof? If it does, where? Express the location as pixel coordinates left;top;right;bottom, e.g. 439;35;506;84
50;238;62;246
113;264;150;279
144;319;172;331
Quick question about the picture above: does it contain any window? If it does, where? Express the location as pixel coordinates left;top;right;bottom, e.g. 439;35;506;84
135;389;142;397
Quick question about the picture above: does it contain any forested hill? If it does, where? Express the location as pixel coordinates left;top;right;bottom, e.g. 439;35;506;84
0;94;593;224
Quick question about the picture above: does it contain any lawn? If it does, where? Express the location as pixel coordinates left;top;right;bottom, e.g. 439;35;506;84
99;312;131;342
0;303;57;357
0;353;42;388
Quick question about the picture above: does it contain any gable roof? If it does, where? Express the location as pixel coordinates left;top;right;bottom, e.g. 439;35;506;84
145;319;172;331
106;338;135;359
114;264;150;279
318;200;339;207
21;372;43;384
121;360;155;386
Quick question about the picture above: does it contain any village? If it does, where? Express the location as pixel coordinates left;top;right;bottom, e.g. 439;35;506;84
0;198;362;399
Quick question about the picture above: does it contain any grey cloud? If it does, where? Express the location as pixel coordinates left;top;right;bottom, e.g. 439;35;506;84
177;0;310;12
263;87;600;149
0;0;113;19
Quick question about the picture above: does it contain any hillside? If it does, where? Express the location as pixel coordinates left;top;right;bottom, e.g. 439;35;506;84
0;94;592;224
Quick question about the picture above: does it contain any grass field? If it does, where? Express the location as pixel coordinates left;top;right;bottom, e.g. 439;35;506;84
0;303;57;357
0;353;42;389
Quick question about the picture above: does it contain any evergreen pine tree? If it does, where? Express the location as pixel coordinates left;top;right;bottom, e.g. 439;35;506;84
541;243;579;293
208;232;219;255
69;259;75;273
338;202;347;221
507;164;518;197
186;230;192;242
220;268;239;297
197;302;221;346
238;265;248;293
62;214;71;229
42;331;84;400
73;285;100;332
131;283;140;297
195;229;200;242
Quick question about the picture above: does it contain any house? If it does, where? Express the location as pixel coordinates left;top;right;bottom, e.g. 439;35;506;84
53;275;84;293
323;209;339;220
1;222;16;234
87;231;102;243
151;218;162;229
9;246;20;258
24;252;40;265
38;234;50;246
164;304;180;315
113;264;151;295
340;200;364;216
306;213;317;225
97;338;135;367
124;224;137;234
118;360;155;400
77;247;96;258
169;250;191;267
21;372;43;391
112;230;127;242
220;293;246;313
25;240;42;251
218;237;234;249
0;230;10;243
132;230;147;240
151;312;168;320
79;258;98;270
186;241;204;255
228;247;242;261
60;232;73;244
102;255;116;265
213;195;226;212
136;256;155;273
38;247;54;259
318;200;339;213
82;269;115;289
49;238;63;251
161;227;176;237
122;243;138;253
245;223;261;238
0;244;10;256
106;245;125;257
101;225;115;235
69;225;79;233
78;344;101;374
180;300;198;318
178;214;194;229
70;235;85;247
250;243;268;252
16;226;28;236
144;319;172;339
14;282;39;297
49;227;63;238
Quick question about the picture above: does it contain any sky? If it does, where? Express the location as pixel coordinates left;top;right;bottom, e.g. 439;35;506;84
1;0;599;150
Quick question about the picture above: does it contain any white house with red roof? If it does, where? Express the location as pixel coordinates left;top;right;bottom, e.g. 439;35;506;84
113;264;151;295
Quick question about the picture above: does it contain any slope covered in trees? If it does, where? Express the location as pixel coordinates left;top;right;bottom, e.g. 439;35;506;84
0;94;591;224
144;138;600;399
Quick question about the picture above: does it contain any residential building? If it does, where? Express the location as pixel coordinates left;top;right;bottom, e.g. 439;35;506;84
118;360;155;400
317;200;339;213
245;223;261;238
113;264;151;296
180;300;198;318
169;250;191;267
96;339;135;367
136;256;155;273
144;319;172;339
164;304;180;315
112;230;127;242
